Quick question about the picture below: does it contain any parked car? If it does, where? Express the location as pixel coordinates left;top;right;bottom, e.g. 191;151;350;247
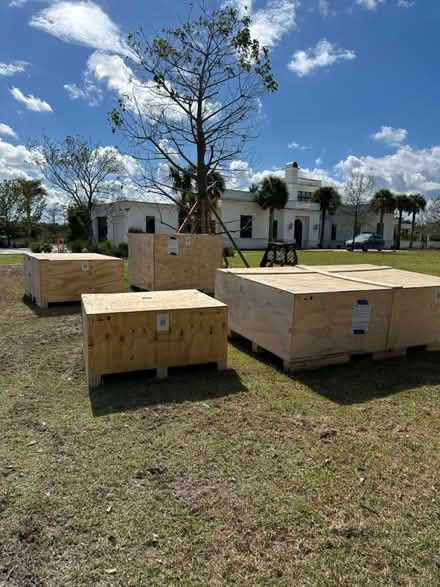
345;233;385;251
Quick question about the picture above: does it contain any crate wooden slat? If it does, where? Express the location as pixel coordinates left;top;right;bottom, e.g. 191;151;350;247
81;289;228;386
24;252;124;308
128;233;223;293
216;264;440;371
313;265;440;352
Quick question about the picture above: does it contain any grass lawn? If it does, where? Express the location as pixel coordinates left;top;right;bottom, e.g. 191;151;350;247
0;254;25;265
1;253;440;584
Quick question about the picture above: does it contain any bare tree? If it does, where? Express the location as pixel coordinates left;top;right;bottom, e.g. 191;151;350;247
0;179;22;247
29;136;123;245
111;5;277;233
44;203;62;225
344;173;375;250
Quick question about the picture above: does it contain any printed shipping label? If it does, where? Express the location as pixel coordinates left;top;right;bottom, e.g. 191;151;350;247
157;312;169;332
168;237;178;256
352;299;371;335
81;262;89;272
185;236;192;247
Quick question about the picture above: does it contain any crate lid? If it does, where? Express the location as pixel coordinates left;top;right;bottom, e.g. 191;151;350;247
82;289;227;314
321;266;440;288
25;252;121;261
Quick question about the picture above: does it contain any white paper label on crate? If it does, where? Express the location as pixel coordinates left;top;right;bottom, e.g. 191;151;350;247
352;299;371;335
157;312;169;332
112;262;117;272
185;236;192;247
81;262;89;272
168;237;178;256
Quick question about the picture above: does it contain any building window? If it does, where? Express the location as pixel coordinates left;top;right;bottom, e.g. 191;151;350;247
240;215;253;239
297;191;313;201
331;223;337;241
145;216;155;233
97;216;107;241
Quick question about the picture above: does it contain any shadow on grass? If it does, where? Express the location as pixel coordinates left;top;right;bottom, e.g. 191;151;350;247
230;336;440;405
22;295;81;317
89;364;248;417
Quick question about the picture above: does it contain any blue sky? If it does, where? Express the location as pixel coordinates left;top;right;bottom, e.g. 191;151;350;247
1;0;439;202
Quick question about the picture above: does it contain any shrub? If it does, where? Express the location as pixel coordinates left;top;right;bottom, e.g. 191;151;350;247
41;242;52;253
116;242;128;258
31;241;43;253
70;239;88;253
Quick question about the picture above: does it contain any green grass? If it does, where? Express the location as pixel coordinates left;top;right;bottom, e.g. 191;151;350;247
2;253;440;584
229;248;440;277
0;254;24;264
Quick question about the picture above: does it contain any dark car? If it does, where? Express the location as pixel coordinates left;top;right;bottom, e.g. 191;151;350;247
345;233;385;251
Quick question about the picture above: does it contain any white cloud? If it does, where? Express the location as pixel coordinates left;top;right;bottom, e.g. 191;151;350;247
315;157;323;166
0;138;35;180
288;141;312;150
87;51;183;119
0;124;17;139
30;1;131;57
0;60;30;76
319;0;329;16
356;0;384;10
288;39;356;77
336;145;440;195
9;87;53;112
397;0;414;6
371;125;408;146
64;70;102;106
225;0;296;48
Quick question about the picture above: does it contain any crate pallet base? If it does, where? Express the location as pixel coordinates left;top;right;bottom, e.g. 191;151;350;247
88;360;228;387
229;329;440;373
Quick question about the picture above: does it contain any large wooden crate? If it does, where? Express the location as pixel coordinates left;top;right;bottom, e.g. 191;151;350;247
128;233;223;293
81;289;228;386
24;252;124;308
312;264;440;353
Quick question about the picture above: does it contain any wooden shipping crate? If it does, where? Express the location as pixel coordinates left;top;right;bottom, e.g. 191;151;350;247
312;264;440;352
128;233;223;293
81;289;228;386
24;252;124;308
216;266;399;371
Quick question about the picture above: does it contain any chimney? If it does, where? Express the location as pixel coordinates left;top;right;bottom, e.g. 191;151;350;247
286;161;299;186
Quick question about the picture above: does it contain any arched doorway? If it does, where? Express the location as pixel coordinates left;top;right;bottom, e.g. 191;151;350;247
294;219;303;248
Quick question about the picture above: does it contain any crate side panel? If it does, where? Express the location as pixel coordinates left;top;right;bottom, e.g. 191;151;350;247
215;270;242;329
128;234;154;290
291;289;393;360
88;259;125;293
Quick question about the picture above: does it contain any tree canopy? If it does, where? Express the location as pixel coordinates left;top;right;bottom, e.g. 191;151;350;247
254;175;289;241
111;5;278;233
312;186;341;247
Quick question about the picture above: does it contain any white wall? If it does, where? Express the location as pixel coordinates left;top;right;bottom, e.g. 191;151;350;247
322;208;395;248
220;199;269;249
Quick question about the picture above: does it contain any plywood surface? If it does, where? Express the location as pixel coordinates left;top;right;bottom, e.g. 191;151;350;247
24;252;120;261
82;289;226;314
128;233;223;292
240;273;390;294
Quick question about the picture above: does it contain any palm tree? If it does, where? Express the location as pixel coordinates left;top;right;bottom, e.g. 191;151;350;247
17;178;47;239
312;186;341;248
394;194;412;249
254;176;289;242
407;193;426;248
370;189;395;237
169;167;225;233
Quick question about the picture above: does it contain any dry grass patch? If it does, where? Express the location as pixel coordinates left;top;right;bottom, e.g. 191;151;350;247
1;264;440;585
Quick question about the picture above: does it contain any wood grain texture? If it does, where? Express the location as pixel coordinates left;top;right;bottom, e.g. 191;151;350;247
82;289;228;386
128;233;223;293
24;252;124;307
216;264;440;370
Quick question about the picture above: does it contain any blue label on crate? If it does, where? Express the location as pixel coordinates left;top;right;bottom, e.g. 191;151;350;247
352;299;371;335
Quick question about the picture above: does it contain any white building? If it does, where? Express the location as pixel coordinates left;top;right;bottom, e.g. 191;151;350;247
92;162;395;249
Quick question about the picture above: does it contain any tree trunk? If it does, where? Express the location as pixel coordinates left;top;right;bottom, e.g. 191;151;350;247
380;206;385;237
319;207;326;248
396;210;402;250
87;201;94;247
409;211;416;249
268;208;274;242
350;206;358;251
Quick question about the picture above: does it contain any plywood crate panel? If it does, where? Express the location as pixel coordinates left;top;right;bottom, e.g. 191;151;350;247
216;264;440;370
82;289;228;386
128;233;223;293
313;265;440;351
24;252;124;308
216;267;395;370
